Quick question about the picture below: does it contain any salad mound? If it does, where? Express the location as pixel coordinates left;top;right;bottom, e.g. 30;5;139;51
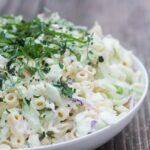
0;12;143;149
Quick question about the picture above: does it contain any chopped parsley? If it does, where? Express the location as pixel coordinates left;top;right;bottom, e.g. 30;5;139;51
0;73;7;90
54;78;75;98
98;56;104;63
0;97;3;102
0;13;89;82
39;132;46;141
6;109;11;114
6;60;16;75
114;85;124;95
59;62;64;69
24;98;31;106
33;95;41;98
24;64;37;76
42;66;51;73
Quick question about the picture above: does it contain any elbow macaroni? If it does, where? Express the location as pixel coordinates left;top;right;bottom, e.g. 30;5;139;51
56;107;70;121
34;96;46;110
4;93;18;108
76;71;89;82
10;135;25;148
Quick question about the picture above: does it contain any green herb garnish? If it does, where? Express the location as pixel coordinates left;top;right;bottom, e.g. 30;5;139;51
6;109;11;114
98;56;104;63
59;62;64;69
0;13;89;82
39;132;46;141
0;97;3;102
114;85;124;95
54;78;75;98
6;60;15;75
24;98;31;106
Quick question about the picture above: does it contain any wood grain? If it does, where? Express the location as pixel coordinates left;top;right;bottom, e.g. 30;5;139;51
0;0;150;149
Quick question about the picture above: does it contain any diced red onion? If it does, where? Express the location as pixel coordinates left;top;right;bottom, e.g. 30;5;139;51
91;120;97;129
72;98;84;106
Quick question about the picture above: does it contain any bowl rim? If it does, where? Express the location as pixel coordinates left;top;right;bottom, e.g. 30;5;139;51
24;55;149;150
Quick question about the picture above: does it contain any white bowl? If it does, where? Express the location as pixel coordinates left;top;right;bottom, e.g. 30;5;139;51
26;55;148;150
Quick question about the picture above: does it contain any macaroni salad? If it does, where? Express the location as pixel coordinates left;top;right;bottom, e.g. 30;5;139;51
0;12;143;149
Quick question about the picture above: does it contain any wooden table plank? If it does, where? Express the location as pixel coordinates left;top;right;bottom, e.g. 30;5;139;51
0;0;150;149
125;124;134;150
0;0;21;15
0;0;8;13
140;108;149;150
17;0;41;19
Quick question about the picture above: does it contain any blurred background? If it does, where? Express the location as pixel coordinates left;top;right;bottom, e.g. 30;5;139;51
0;0;150;150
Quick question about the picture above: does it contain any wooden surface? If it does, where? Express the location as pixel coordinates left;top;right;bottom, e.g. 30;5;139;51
0;0;150;149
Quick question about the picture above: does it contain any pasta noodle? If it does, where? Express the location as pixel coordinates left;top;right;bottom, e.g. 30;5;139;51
34;96;46;110
76;71;89;82
4;93;18;108
10;135;25;148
